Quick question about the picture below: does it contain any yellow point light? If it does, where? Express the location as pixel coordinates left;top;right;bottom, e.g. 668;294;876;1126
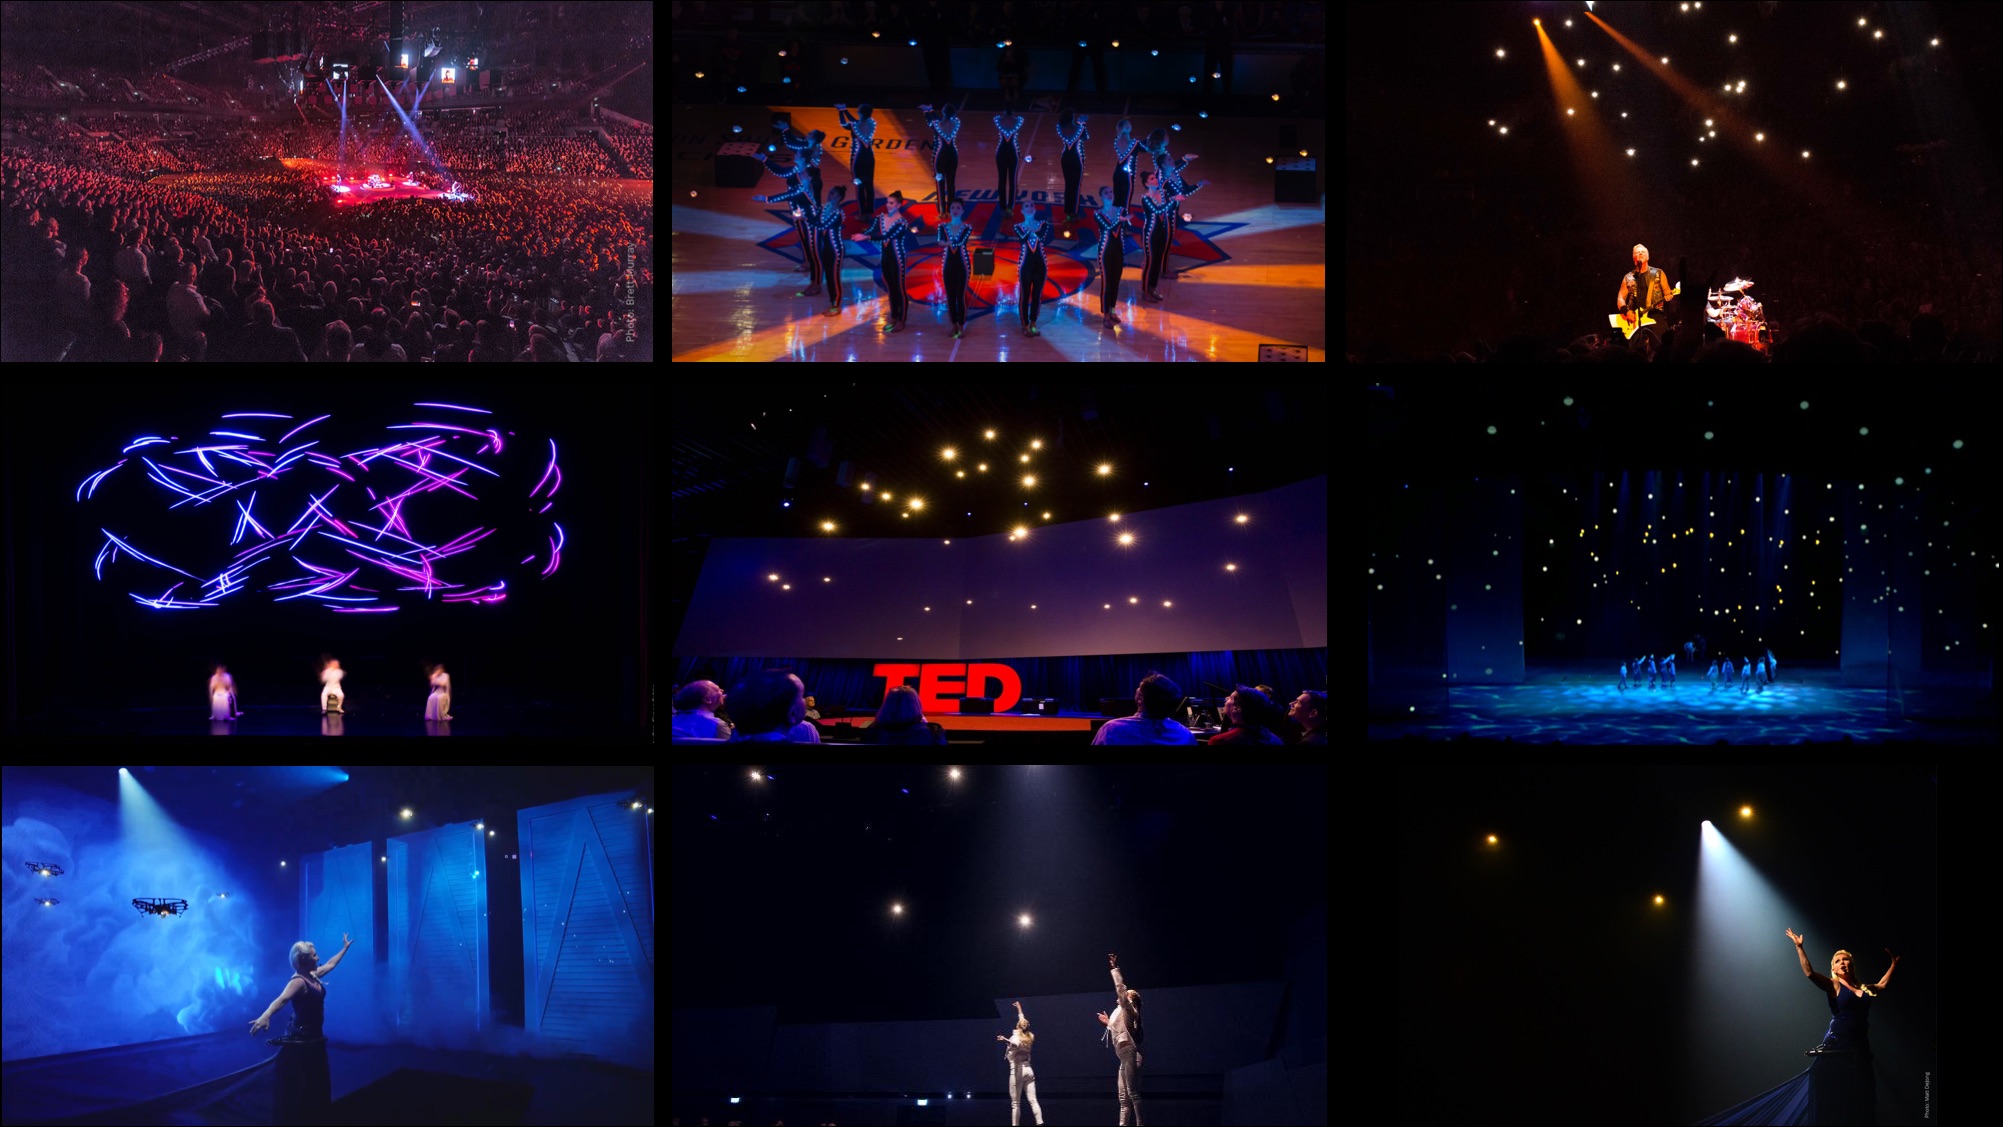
820;521;836;531
908;497;925;510
941;446;957;460
1225;563;1237;571
1836;79;1846;90
1014;525;1030;538
1654;895;1665;905
1020;453;1031;462
1108;513;1120;521
768;573;780;581
956;469;965;478
1235;514;1250;524
1022;474;1036;487
1128;596;1139;604
1496;48;1506;58
977;463;988;472
881;491;892;501
1741;805;1753;817
984;429;997;439
1487;834;1498;844
1756;132;1765;141
1042;511;1052;519
1098;463;1113;475
1030;439;1042;450
1118;532;1135;545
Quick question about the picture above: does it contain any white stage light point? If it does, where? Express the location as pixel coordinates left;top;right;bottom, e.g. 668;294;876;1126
402;808;414;818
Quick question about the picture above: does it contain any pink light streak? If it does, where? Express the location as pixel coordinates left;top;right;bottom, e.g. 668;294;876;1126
386;423;495;440
529;439;557;497
331;606;400;612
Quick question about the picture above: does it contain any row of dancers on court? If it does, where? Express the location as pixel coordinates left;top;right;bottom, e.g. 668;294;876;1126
1619;649;1778;692
754;132;1207;335
206;660;452;721
773;104;1204;227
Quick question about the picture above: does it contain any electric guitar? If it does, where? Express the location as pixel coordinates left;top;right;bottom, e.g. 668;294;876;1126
1608;282;1680;338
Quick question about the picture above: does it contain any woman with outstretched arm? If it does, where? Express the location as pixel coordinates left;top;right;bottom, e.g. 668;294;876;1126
996;999;1044;1126
1096;952;1144;1126
1699;930;1903;1125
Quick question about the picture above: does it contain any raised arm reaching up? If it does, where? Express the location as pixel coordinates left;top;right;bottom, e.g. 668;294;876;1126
1786;928;1833;991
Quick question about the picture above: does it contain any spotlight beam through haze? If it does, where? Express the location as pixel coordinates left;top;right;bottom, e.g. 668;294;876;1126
1531;18;1632;238
1691;819;1824;1117
1583;11;1839;205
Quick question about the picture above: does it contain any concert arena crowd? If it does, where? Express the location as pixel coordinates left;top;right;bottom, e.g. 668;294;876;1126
1;6;651;362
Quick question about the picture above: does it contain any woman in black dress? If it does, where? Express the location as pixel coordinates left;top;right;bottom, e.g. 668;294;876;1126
851;190;924;332
923;103;961;204
753;154;819;284
937;197;974;339
810;186;848;317
251;934;352;1125
1012;200;1054;337
1056;109;1090;225
1092;184;1133;331
1137;170;1207;303
835;103;877;217
1697;931;1902;1125
994;112;1025;218
1112;119;1140;211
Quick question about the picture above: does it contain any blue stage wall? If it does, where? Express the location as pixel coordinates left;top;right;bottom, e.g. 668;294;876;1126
674;477;1328;660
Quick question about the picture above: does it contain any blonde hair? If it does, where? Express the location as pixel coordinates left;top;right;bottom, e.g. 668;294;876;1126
290;941;316;975
1830;949;1853;978
1016;1017;1033;1047
1632;244;1648;257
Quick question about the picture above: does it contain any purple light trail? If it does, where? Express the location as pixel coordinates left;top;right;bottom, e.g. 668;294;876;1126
412;403;494;414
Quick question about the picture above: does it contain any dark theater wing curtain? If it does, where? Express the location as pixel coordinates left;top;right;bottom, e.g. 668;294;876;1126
674;649;1328;714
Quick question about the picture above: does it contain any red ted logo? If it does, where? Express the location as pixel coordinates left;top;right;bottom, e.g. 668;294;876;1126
872;663;1022;714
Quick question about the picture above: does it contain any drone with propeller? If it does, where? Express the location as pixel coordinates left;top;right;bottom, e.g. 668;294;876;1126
27;862;65;877
133;897;190;918
35;898;59;907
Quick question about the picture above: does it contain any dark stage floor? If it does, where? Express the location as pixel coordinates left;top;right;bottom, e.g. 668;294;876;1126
9;703;645;743
1370;662;1996;745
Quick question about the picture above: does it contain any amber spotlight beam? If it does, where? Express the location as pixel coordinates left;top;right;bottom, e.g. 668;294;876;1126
1583;11;1810;188
1531;18;1639;243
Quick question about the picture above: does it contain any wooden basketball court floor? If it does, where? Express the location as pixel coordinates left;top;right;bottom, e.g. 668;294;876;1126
671;103;1326;361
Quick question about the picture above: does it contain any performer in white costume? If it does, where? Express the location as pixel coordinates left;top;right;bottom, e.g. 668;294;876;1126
996;1000;1044;1126
425;664;453;720
319;658;345;714
209;664;239;721
1097;953;1144;1126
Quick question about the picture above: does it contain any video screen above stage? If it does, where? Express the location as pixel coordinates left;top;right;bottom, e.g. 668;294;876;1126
675;476;1328;659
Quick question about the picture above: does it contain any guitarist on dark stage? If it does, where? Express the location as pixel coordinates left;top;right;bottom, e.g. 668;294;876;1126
1612;243;1681;341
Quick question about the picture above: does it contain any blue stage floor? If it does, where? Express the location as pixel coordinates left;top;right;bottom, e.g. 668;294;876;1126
1369;664;1995;744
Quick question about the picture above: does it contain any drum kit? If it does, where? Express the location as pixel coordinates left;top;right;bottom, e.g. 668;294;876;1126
1706;278;1769;352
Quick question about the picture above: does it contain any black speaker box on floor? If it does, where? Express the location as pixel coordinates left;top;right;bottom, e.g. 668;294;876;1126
974;246;996;276
1273;157;1318;203
962;697;994;714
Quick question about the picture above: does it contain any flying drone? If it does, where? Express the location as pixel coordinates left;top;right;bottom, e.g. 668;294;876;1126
133;897;190;918
27;862;65;877
35;898;59;907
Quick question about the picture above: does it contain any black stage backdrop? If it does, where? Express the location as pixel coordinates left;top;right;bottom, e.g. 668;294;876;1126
2;382;651;737
673;646;1327;714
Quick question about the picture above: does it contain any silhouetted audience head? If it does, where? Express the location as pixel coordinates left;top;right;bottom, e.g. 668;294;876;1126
728;670;806;736
1136;672;1182;720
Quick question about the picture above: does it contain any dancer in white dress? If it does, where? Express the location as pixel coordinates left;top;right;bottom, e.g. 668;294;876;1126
209;664;239;721
319;658;345;714
425;664;453;720
997;1000;1044;1126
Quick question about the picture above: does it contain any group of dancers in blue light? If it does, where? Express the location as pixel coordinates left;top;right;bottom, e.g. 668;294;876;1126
749;104;1211;337
1618;648;1778;694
